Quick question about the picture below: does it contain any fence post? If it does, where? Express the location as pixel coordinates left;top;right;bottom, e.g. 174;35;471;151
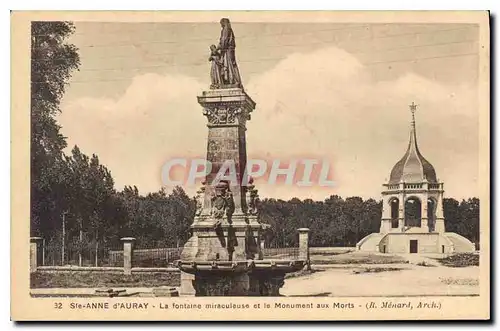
30;237;43;272
121;237;136;275
297;228;310;270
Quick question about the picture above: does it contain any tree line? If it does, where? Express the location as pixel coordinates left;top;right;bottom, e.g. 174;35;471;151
30;21;194;255
259;196;479;248
30;21;480;260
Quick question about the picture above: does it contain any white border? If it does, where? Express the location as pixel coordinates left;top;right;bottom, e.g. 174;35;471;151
4;0;497;329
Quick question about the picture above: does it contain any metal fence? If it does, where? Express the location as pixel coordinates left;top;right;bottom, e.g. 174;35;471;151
262;247;300;260
40;237;183;268
107;247;183;267
42;240;122;267
40;238;300;268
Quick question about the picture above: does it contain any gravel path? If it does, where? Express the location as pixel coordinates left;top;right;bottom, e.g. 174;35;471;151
281;264;479;297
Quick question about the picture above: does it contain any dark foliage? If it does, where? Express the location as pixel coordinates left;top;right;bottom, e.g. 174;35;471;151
443;198;480;248
260;196;381;247
436;253;479;267
31;21;80;237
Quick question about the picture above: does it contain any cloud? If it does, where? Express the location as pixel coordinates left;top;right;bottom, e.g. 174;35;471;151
59;73;207;195
59;47;478;200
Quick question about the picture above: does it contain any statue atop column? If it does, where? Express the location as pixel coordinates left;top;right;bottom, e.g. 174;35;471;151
209;18;242;89
179;20;307;296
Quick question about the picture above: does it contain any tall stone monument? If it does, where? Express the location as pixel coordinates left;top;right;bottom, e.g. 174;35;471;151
178;18;305;296
356;102;475;254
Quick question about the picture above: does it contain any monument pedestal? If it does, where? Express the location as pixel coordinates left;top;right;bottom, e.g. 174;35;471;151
178;76;305;296
181;215;262;262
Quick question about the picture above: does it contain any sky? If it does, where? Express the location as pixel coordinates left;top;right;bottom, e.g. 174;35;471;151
57;21;480;200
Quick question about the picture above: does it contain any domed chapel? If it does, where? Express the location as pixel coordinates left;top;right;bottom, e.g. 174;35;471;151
356;102;475;254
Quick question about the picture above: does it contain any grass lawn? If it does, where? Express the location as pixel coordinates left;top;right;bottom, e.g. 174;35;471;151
285;268;324;279
310;251;408;265
31;271;180;288
352;266;404;274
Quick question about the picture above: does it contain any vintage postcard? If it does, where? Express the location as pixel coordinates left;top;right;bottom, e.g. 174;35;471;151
11;10;490;321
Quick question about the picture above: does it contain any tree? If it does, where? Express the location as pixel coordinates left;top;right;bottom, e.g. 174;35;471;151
360;198;382;238
443;198;461;234
63;146;124;264
168;186;196;247
462;198;480;245
30;21;80;237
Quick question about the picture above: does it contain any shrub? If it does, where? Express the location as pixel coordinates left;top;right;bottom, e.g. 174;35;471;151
436;253;479;268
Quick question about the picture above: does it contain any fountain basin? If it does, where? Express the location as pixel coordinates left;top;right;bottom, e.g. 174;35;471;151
177;259;306;296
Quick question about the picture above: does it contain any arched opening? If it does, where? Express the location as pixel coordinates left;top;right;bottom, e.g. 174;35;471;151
390;198;399;228
405;197;421;227
427;198;436;232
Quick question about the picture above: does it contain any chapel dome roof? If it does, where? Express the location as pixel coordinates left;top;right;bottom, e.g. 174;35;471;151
388;104;438;184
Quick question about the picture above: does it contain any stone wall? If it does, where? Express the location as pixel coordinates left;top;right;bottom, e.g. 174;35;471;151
378;233;452;254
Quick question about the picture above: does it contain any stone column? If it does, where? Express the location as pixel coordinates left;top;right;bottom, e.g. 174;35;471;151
421;192;429;232
380;194;391;233
120;237;135;275
198;88;255;218
186;88;259;263
297;228;310;270
398;191;405;230
30;237;43;272
435;190;445;233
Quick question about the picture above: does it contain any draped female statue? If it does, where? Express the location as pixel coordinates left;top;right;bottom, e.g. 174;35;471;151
209;18;242;89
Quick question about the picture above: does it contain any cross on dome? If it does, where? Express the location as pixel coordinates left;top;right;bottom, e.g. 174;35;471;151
409;101;418;114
